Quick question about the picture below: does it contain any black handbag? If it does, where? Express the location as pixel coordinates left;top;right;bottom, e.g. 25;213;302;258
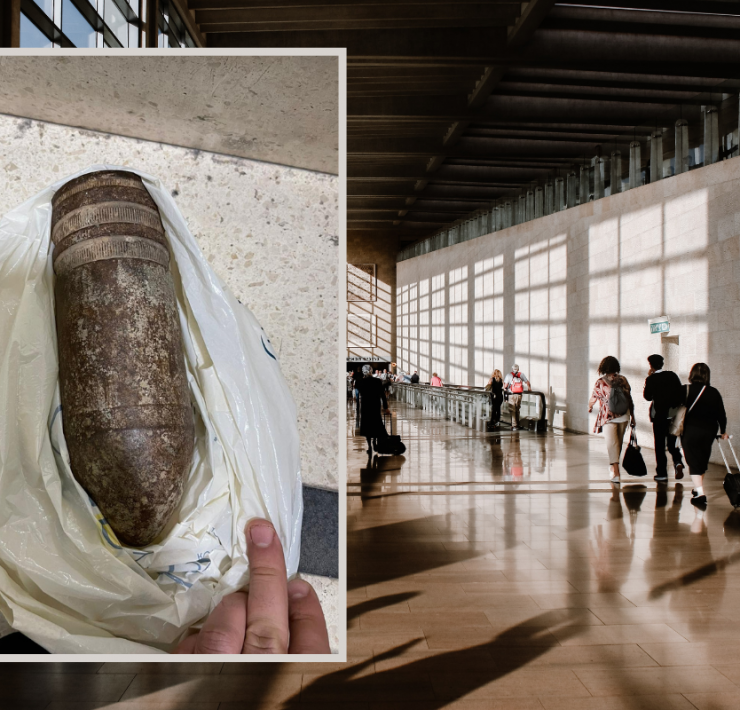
622;426;647;477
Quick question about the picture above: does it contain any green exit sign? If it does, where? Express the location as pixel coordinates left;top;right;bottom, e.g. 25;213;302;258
649;317;670;334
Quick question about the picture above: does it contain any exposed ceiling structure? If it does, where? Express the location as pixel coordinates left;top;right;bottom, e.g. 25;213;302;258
195;0;740;249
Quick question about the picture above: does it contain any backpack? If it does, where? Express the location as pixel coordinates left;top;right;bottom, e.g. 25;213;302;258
607;376;630;416
510;373;523;394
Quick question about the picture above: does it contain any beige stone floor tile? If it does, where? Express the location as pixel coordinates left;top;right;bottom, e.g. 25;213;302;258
220;657;373;676
487;643;659;670
574;666;738;696
0;673;134;702
531;592;635;609
0;663;103;673
539;695;697;709
368;701;544;710
98;663;223;674
712;663;740;686
591;607;732;626
430;668;591;699
423;626;560;650
460;581;578;595
408;592;540;610
361;610;492;631
682;692;740;710
300;672;436;703
550;623;688;646
46;703;219;710
640;641;740;666
666;620;740;642
483;608;605;628
120;674;302;704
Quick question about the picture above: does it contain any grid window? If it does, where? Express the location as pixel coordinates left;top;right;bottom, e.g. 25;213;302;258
20;13;53;47
158;0;195;48
62;0;97;48
18;0;174;48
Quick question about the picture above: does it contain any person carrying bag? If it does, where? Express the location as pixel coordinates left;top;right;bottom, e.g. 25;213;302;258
675;363;728;507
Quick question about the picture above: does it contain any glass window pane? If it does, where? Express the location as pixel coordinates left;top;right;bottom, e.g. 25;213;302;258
158;28;168;47
126;0;138;17
31;0;54;19
20;13;53;47
62;0;97;47
104;0;128;46
129;22;139;47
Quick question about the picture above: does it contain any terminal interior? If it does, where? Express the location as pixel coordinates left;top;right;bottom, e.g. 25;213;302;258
4;1;740;708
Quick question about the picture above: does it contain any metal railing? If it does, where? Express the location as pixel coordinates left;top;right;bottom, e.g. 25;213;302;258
388;382;547;432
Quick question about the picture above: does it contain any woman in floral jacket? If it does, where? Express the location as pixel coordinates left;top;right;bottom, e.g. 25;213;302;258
588;356;635;483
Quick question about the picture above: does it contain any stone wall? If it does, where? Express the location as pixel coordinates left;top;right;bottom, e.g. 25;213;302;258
397;156;740;459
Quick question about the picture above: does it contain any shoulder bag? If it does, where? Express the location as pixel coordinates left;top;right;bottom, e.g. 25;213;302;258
669;385;706;437
622;426;647;477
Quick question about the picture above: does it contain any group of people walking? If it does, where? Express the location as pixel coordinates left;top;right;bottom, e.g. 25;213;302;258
590;354;728;507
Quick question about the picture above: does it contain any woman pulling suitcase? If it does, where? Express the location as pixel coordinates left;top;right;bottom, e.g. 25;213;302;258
679;363;728;507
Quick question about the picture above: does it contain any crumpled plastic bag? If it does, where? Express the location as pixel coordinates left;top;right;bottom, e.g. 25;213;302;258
0;165;303;653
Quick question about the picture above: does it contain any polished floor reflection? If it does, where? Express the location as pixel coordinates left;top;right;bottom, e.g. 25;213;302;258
5;400;740;708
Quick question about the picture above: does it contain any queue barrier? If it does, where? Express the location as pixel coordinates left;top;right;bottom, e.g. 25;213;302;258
388;382;547;432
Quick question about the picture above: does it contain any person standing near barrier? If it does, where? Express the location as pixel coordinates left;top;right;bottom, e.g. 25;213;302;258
356;363;390;456
504;365;531;430
588;356;635;484
681;363;728;507
430;372;443;387
643;354;685;482
410;371;420;384
486;369;504;429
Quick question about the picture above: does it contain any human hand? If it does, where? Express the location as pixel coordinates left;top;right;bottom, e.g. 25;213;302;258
631;417;636;427
721;433;730;440
648;368;655;376
384;408;390;414
588;406;593;413
175;518;330;654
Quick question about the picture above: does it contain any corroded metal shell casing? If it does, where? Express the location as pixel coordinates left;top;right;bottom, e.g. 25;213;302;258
51;171;194;547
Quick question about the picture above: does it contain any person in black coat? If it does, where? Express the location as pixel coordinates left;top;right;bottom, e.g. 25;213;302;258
356;364;390;456
486;369;504;428
681;362;728;507
643;354;685;482
410;371;420;384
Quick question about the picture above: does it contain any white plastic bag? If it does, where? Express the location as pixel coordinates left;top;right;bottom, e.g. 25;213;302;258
0;165;302;653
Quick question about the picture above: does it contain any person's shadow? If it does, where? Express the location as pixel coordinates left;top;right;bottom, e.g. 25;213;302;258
283;611;583;706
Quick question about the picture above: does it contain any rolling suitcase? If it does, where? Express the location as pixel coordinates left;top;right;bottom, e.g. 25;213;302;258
719;436;740;507
375;412;406;455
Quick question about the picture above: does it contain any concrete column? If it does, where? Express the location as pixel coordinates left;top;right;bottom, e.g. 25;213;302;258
544;182;554;215
534;186;544;218
554;177;564;211
650;131;663;182
495;205;503;231
579;165;590;204
704;106;719;165
504;201;512;228
526;190;534;221
518;194;526;223
674;119;689;175
593;157;604;199
566;170;577;208
628;141;641;189
610;151;622;194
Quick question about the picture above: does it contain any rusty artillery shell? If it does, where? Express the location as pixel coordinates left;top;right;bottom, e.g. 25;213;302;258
51;171;194;547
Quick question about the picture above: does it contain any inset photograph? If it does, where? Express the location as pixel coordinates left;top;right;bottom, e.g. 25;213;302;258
0;54;341;655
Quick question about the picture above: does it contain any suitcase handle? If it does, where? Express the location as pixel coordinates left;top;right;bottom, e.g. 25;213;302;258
383;411;394;436
717;435;740;471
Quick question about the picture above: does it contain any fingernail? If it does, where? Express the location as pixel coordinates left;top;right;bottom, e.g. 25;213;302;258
249;523;274;547
288;580;310;600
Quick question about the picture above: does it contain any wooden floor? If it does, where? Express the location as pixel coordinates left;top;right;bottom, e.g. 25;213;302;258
4;399;740;709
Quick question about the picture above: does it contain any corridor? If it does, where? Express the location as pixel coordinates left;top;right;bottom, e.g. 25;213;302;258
345;400;740;709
